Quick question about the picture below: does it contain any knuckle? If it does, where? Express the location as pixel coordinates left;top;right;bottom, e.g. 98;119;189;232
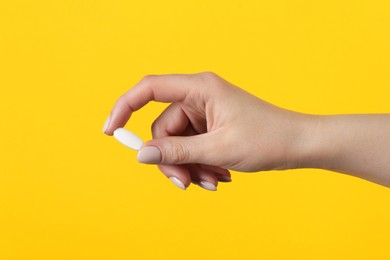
199;71;219;81
197;71;224;91
140;74;157;85
169;141;189;163
116;95;129;109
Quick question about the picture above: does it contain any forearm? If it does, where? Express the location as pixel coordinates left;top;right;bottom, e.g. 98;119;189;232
300;114;390;187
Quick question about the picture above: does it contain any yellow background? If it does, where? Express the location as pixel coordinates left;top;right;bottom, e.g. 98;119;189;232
1;0;390;259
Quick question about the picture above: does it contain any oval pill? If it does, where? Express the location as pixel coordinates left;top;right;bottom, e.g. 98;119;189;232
113;128;144;151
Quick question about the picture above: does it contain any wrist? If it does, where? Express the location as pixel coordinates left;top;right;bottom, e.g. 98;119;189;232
289;114;334;170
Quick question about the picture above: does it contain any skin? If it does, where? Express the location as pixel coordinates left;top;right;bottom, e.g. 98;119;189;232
103;72;390;190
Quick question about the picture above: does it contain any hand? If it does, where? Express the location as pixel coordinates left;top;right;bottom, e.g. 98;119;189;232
103;72;314;190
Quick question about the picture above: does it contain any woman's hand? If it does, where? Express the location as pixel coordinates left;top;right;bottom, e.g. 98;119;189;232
103;72;314;190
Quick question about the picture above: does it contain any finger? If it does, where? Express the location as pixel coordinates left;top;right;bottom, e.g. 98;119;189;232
158;164;191;190
141;109;221;167
138;132;221;166
199;164;232;182
105;73;207;135
151;103;189;139
188;164;218;191
150;103;193;190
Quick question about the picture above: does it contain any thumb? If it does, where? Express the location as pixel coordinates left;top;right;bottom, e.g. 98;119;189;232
137;134;217;165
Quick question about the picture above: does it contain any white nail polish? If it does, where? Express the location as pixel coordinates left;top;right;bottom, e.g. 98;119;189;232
113;128;144;151
169;177;186;190
103;116;111;133
198;181;217;191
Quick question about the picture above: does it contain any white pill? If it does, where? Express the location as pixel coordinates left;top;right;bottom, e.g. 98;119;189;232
113;128;144;151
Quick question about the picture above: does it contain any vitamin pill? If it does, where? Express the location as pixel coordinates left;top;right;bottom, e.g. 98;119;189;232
113;128;144;151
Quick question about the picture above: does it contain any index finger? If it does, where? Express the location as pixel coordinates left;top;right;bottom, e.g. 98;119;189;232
103;73;207;135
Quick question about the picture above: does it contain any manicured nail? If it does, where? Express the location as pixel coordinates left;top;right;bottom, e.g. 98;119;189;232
137;146;161;164
198;181;217;191
218;175;232;182
103;115;111;133
169;177;186;190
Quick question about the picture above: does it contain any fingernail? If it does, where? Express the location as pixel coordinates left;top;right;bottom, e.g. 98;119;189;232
218;175;232;182
103;115;111;134
137;146;161;164
169;177;186;190
198;181;217;191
